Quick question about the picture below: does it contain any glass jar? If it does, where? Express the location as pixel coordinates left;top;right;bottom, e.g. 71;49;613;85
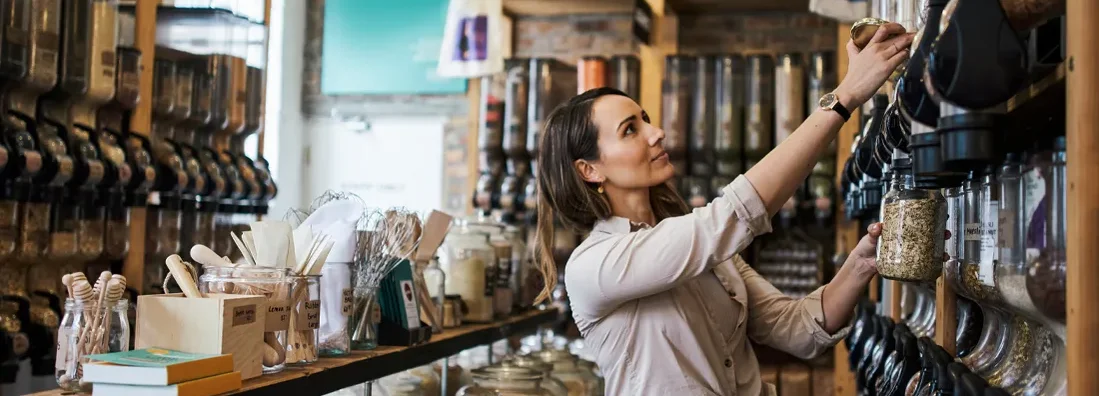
956;170;1001;304
198;265;291;373
47;195;79;261
958;307;1012;379
76;197;105;261
459;366;552;396
102;197;130;260
468;219;513;317
441;225;496;323
505;356;569;396
55;299;131;392
504;226;526;312
422;257;446;332
287;274;320;365
533;349;600;396
1026;138;1066;324
943;185;965;294
349;282;380;350
319;261;352;357
876;172;946;281
994;154;1047;321
18;198;51;262
0;197;18;259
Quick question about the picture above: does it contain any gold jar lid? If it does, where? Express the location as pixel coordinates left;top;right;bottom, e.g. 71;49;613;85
851;17;891;50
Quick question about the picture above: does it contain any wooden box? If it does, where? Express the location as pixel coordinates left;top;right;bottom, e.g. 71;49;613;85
135;293;267;380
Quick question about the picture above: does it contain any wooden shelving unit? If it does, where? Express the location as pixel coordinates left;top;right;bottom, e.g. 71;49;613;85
31;310;558;396
832;1;1099;394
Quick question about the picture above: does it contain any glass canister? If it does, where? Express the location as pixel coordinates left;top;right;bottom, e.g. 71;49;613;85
46;192;79;261
319;261;352;356
505;357;569;396
76;193;105;261
533;349;600;396
102;192;130;260
876;170;946;281
943;185;965;294
422;257;446;332
459;366;552;396
994;154;1047;321
504;226;527;311
955;170;1001;304
1026;137;1066;324
198;265;292;373
442;224;497;323
55;299;131;392
287;274;321;365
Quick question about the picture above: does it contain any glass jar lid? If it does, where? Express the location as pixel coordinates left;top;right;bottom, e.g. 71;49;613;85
473;366;544;382
534;349;577;365
504;357;553;374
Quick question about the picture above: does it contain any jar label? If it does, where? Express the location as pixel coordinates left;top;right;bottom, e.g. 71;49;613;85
296;300;321;330
496;257;511;288
979;200;999;286
341;288;353;316
946;198;958;259
484;262;497;297
232;304;257;327
265;300;291;331
1023;168;1046;250
964;223;981;241
998;208;1015;251
55;326;70;371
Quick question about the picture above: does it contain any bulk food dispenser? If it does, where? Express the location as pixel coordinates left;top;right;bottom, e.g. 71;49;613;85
92;10;144;279
0;0;62;387
146;56;186;293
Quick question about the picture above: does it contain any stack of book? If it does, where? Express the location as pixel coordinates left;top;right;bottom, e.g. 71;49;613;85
83;348;243;396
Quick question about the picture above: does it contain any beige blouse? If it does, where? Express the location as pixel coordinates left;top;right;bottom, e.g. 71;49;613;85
563;175;849;395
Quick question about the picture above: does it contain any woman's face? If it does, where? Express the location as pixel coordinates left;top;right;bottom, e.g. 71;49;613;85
582;95;675;190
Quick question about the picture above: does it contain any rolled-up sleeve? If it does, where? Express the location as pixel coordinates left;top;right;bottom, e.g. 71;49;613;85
735;257;850;359
565;175;773;318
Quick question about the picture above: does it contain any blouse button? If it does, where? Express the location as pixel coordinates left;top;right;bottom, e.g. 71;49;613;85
724;359;733;368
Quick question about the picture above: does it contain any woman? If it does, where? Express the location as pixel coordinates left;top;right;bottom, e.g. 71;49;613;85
532;23;916;395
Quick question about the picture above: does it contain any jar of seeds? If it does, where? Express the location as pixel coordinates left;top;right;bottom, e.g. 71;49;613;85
876;170;946;282
956;171;1001;304
1026;137;1066;324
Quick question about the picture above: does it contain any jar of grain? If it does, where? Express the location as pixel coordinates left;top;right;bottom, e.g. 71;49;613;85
876;169;946;282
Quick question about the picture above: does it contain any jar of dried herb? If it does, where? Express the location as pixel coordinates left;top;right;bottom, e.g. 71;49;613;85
876;170;946;282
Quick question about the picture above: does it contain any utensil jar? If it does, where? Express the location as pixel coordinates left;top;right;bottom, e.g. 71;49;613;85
199;265;292;374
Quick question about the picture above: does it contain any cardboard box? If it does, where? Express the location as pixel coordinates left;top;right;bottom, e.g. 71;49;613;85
135;293;267;380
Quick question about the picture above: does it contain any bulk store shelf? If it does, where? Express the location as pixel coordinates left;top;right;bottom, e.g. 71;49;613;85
31;309;558;396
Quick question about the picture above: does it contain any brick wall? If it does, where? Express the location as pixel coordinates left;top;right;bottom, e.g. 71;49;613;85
300;0;836;214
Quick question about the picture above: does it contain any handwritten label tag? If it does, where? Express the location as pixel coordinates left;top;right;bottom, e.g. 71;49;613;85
265;300;291;331
341;288;353;316
55;327;70;371
297;300;321;329
232;304;257;327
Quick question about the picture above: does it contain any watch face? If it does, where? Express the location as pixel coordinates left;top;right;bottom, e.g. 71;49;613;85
819;93;837;110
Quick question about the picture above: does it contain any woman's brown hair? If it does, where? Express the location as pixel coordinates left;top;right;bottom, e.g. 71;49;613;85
533;87;689;304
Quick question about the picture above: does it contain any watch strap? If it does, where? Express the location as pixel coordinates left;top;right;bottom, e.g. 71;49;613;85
832;101;851;122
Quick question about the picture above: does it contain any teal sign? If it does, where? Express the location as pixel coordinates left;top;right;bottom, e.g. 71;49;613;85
321;0;468;95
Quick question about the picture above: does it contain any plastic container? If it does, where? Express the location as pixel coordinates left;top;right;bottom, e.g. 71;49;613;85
198;266;292;374
876;171;946;281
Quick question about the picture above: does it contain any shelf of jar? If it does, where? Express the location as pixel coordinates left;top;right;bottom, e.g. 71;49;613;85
30;308;559;396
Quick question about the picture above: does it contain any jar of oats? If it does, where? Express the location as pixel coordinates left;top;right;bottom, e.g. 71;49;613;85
876;169;946;282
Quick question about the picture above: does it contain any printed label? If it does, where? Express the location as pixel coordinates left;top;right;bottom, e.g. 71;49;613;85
265;300;291;331
232;304;257;326
946;198;958;258
497;257;512;288
1023;168;1047;250
998;208;1015;251
979;201;999;286
341;288;354;315
296;300;321;329
400;280;420;329
964;223;981;241
484;264;497;297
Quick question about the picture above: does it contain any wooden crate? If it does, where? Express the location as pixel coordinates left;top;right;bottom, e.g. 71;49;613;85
135;293;267;380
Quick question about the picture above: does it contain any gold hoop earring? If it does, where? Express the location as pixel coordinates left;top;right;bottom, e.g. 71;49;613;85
597;185;605;194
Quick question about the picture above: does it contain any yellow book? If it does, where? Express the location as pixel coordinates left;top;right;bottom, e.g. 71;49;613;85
84;348;234;386
91;371;242;396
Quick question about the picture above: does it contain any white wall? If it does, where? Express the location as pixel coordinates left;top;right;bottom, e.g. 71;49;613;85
265;0;306;220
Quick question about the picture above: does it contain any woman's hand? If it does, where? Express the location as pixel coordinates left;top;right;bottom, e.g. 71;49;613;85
835;22;915;109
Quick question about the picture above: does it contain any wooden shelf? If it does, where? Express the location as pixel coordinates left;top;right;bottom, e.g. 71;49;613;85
32;310;557;396
503;0;634;16
666;0;808;13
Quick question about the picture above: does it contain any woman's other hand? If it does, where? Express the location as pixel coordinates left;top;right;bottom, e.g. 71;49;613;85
835;22;915;109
